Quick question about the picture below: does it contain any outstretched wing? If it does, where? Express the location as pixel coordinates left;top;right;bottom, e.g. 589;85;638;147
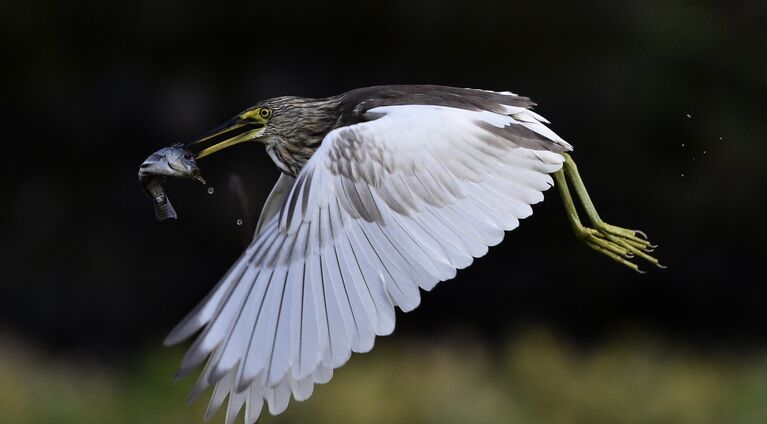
165;92;572;424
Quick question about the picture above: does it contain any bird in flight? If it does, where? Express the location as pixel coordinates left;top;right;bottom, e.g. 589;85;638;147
160;85;662;423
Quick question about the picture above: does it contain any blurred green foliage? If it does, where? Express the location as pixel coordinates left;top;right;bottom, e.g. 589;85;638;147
2;327;766;424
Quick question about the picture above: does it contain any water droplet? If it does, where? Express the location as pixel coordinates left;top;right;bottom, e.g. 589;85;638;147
681;173;685;178
702;150;706;154
686;113;692;118
681;143;685;147
207;187;215;195
719;136;723;141
236;219;243;226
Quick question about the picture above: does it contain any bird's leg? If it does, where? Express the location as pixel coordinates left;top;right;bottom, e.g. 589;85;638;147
553;167;645;271
555;153;664;272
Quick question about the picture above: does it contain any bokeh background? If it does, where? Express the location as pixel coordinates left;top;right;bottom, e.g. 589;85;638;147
2;0;767;422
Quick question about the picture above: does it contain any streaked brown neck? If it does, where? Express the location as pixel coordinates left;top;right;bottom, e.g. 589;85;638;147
263;95;343;176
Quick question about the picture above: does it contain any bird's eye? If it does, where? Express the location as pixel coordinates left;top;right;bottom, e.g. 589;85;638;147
259;108;272;119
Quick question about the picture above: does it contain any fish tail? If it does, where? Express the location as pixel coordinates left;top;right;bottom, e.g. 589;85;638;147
153;194;178;221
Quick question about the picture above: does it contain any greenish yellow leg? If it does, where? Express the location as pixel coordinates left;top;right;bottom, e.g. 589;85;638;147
555;153;664;272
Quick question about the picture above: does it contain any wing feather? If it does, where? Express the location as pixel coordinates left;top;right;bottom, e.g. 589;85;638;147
205;367;234;421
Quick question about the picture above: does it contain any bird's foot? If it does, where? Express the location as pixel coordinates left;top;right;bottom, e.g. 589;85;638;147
575;221;664;273
555;153;665;273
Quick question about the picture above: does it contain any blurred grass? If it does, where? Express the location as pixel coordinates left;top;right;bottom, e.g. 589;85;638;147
2;327;767;424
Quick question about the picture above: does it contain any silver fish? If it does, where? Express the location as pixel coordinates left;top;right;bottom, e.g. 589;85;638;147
138;146;205;220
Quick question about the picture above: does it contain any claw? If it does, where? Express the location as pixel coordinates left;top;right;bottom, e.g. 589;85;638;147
657;262;668;269
579;223;662;273
635;230;648;239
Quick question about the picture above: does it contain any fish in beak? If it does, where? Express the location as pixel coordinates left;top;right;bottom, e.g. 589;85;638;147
138;145;205;220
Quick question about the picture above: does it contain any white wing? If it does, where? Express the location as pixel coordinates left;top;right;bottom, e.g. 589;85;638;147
254;173;295;236
165;99;572;424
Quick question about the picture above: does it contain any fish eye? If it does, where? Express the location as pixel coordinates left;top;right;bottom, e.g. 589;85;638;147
258;108;272;119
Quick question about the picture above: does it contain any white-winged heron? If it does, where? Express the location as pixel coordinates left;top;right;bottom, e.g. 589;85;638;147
158;85;663;423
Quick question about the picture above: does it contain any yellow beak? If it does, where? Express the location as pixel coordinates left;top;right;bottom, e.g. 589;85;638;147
186;117;264;159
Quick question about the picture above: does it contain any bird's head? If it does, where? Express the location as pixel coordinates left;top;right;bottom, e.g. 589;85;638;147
186;96;341;161
187;104;275;159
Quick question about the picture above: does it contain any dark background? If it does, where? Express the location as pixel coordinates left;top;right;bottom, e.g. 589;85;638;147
1;0;766;361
